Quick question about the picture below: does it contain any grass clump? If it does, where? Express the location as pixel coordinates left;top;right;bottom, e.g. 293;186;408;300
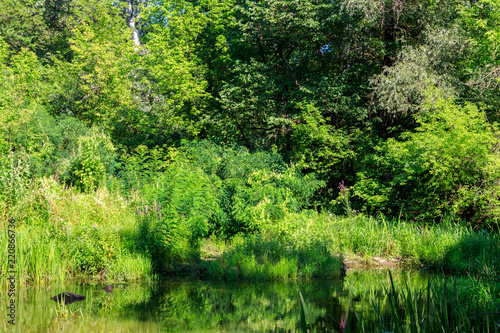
358;275;500;332
0;177;154;284
202;233;344;281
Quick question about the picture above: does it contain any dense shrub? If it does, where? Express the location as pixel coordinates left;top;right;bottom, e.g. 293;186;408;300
133;158;218;273
183;140;324;236
66;128;117;192
354;93;500;227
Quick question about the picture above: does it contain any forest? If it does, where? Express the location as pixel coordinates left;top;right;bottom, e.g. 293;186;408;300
1;0;500;330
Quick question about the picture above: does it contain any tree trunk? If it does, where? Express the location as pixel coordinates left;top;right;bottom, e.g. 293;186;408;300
122;0;146;46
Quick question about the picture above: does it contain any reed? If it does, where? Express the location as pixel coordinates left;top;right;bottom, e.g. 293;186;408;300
298;271;500;332
0;227;69;285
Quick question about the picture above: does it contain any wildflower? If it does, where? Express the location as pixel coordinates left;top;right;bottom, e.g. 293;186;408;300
338;181;347;193
340;313;347;332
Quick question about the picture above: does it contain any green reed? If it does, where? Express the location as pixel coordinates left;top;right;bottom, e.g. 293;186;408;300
298;271;500;332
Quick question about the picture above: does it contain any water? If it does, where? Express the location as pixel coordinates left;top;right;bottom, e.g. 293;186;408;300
1;270;433;332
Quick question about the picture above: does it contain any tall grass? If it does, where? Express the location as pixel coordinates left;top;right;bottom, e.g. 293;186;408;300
0;177;154;284
200;209;499;281
362;274;500;332
0;228;68;284
275;210;500;277
299;271;500;332
202;233;345;281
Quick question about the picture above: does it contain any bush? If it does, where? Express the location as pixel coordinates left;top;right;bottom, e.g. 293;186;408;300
136;159;218;273
354;91;500;227
67;127;116;192
183;140;324;236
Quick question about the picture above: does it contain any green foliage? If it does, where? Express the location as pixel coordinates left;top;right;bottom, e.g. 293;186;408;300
0;0;76;61
372;41;462;115
458;0;500;114
355;93;500;226
3;0;500;291
290;101;357;201
138;0;212;138
63;0;135;126
183;140;324;236
4;109;91;178
269;210;500;279
0;176;154;283
68;223;120;275
117;144;175;194
130;152;218;272
0;40;46;138
67;128;116;192
114;141;325;273
0;150;32;211
204;233;344;281
214;0;374;156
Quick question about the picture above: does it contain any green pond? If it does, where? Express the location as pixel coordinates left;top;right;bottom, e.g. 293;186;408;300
2;270;434;332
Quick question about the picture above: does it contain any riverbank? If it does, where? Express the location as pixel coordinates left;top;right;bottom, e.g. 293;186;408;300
2;180;499;284
198;211;500;281
2;179;499;332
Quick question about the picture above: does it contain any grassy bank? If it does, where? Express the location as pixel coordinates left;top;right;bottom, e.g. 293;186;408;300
200;210;499;281
271;210;500;277
2;177;499;284
1;177;154;284
1;176;499;332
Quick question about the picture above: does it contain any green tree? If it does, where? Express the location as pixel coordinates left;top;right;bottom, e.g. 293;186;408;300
133;0;234;144
0;37;47;154
458;0;500;116
48;0;137;142
211;0;389;197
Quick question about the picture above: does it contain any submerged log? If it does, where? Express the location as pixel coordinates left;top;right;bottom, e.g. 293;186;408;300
50;292;86;305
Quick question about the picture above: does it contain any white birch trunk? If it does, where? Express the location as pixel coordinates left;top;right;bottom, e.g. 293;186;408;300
122;0;146;46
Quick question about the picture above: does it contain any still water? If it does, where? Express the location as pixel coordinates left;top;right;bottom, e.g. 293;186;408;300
1;270;433;332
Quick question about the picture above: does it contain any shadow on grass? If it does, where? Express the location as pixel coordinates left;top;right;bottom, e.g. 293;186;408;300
200;233;345;281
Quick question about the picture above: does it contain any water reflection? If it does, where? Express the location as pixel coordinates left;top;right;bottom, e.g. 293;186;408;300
102;285;114;293
2;270;431;332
